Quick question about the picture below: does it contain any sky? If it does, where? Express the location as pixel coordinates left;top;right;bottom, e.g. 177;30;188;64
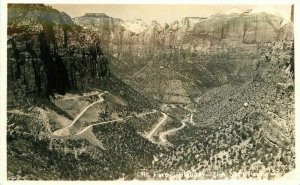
49;4;292;25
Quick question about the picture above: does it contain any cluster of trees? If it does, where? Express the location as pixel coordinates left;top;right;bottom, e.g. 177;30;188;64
159;118;182;133
151;60;294;179
7;110;163;180
153;112;294;179
126;111;161;134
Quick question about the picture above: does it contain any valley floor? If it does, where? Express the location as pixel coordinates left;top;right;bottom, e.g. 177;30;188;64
7;78;295;180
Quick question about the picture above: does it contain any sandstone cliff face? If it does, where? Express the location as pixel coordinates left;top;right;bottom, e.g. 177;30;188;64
8;4;74;28
71;10;294;72
71;10;293;104
7;5;293;104
73;13;123;31
8;4;110;99
169;17;207;31
193;12;283;43
73;13;124;45
73;11;290;49
277;22;294;42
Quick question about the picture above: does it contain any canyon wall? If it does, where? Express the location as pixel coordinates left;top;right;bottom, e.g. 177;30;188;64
73;10;292;56
7;4;110;99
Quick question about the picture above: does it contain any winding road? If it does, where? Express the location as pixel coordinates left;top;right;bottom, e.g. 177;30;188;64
51;90;187;145
190;113;195;125
75;109;158;136
146;112;168;139
159;121;186;143
52;91;158;139
75;117;131;136
145;111;188;144
52;92;105;137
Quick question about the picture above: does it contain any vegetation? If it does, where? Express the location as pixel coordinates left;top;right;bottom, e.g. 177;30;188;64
6;3;294;181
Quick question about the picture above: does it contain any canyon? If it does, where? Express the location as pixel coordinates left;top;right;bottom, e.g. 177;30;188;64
6;4;295;180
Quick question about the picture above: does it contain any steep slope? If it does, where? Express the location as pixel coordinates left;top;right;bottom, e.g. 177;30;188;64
192;12;283;43
73;10;292;106
73;11;289;49
7;4;294;180
73;13;124;44
149;39;295;180
7;4;159;180
7;4;110;100
7;110;161;180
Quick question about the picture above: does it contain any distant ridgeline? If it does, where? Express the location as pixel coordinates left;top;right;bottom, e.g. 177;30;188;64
83;13;110;18
73;7;294;50
7;4;111;98
7;4;294;100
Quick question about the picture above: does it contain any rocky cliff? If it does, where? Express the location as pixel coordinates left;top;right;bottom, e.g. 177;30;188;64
193;12;283;43
73;13;124;44
6;4;295;180
7;4;110;101
72;9;293;104
73;10;291;51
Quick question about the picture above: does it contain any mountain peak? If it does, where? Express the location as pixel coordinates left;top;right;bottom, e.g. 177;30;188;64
224;8;242;14
83;13;109;18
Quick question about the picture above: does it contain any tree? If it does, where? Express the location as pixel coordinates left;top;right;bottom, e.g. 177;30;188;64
99;111;109;121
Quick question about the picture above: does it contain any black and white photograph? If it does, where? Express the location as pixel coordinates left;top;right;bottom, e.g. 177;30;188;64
0;0;298;182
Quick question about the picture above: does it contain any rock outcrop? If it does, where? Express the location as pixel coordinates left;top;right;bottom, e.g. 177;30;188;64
73;13;124;44
73;10;292;51
193;12;283;43
7;4;110;99
71;9;293;104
